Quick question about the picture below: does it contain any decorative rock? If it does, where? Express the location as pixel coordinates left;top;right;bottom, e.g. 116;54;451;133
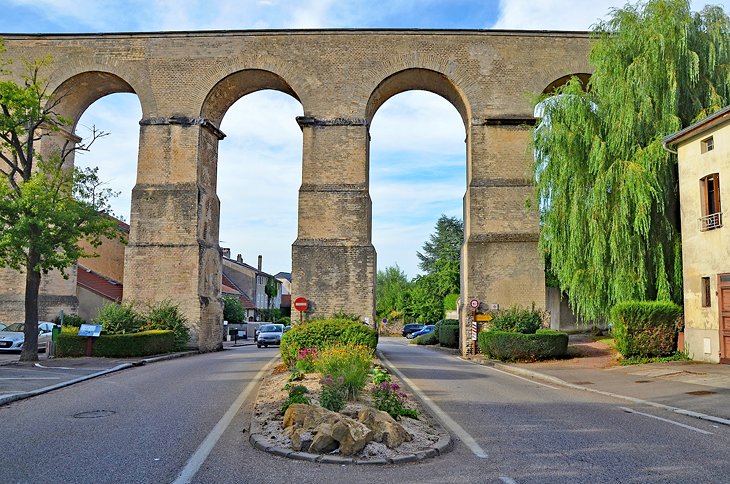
358;408;412;448
310;423;339;453
331;419;374;455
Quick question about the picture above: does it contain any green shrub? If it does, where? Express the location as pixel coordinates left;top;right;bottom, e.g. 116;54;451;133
280;319;378;367
96;302;144;335
57;329;175;357
319;374;347;412
372;382;417;420
315;344;373;400
610;301;683;358
478;330;568;361
489;305;544;334
53;313;87;327
142;300;190;351
434;319;459;348
222;295;245;324
281;384;310;414
371;366;391;385
414;331;438;345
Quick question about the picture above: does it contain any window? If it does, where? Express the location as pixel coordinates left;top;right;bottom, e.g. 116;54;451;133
701;136;714;153
702;276;711;307
699;173;722;231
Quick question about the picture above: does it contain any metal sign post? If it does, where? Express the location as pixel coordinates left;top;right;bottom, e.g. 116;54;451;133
469;299;479;354
293;297;309;325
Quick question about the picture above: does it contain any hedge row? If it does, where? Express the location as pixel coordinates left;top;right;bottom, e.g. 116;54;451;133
280;319;378;366
478;329;568;361
435;319;459;348
610;301;682;357
57;328;175;357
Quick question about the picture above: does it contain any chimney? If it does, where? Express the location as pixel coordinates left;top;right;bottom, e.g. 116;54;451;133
257;255;262;272
236;254;243;263
222;247;231;258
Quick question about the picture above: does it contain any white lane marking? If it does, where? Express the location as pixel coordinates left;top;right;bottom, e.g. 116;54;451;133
378;352;488;459
485;365;560;390
619;406;713;435
34;363;75;370
500;476;518;484
0;377;61;380
173;356;278;484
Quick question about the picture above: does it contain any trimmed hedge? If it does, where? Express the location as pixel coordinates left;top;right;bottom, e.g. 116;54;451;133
478;329;568;361
280;319;378;367
610;301;682;358
434;319;459;348
57;328;175;357
414;331;439;345
489;305;543;334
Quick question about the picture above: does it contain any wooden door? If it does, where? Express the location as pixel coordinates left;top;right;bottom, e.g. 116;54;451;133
719;274;730;364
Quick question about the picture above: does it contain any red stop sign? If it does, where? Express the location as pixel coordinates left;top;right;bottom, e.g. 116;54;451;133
293;297;309;311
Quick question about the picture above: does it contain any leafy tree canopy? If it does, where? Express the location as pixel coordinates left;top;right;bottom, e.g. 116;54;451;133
222;295;245;323
416;214;462;297
533;0;730;321
376;264;410;320
0;44;120;361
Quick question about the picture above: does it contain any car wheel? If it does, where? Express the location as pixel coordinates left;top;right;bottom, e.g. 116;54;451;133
257;344;261;348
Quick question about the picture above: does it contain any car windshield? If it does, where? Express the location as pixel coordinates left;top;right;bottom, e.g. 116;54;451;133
3;323;24;332
259;325;282;333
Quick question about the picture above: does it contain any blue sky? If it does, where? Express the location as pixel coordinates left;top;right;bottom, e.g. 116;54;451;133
2;0;728;279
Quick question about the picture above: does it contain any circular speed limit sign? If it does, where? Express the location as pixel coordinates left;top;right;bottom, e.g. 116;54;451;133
469;299;479;309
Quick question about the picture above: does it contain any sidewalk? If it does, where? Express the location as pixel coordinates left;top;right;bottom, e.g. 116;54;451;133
0;339;255;406
471;334;730;424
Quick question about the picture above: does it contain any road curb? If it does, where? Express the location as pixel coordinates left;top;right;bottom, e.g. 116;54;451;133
467;356;730;428
0;363;133;406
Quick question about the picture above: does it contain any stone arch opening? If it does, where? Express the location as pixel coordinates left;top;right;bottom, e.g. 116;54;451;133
542;73;591;95
200;70;303;331
50;71;137;130
366;68;470;129
201;69;301;128
366;70;469;332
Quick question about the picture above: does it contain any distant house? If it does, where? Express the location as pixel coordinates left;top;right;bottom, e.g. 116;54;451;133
275;271;292;317
221;250;282;321
76;264;123;322
664;106;730;363
222;273;256;321
75;218;129;322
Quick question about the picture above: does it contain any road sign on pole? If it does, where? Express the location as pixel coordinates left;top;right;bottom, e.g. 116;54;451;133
293;297;309;312
472;321;478;341
469;299;479;309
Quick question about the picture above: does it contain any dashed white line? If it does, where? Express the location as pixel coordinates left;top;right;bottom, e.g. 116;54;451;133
619;406;714;435
378;351;488;459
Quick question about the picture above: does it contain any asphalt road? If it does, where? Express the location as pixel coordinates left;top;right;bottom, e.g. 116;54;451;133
2;340;729;483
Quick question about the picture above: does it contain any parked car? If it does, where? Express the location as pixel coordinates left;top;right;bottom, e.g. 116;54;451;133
402;323;424;338
409;324;435;339
0;321;57;352
257;323;285;348
0;322;6;331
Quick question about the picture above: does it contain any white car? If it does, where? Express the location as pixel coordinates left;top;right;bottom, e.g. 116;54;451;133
0;321;57;352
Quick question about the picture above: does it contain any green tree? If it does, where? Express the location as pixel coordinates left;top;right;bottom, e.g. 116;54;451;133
264;276;278;310
533;0;730;321
417;214;462;293
404;273;444;324
376;264;410;320
0;47;118;361
222;295;245;323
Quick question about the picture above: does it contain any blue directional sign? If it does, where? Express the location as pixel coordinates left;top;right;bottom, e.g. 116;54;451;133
78;324;102;337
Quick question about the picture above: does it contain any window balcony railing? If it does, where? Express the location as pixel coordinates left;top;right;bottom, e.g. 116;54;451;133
699;212;723;231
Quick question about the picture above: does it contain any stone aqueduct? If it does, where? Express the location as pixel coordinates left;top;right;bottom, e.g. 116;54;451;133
0;30;591;353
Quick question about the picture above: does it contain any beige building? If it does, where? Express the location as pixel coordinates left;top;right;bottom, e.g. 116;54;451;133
665;106;730;363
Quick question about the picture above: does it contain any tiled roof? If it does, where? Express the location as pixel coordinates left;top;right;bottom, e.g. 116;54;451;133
77;264;123;301
221;273;255;309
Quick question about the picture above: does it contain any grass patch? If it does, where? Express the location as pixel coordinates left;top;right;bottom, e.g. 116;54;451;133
597;337;616;348
619;351;690;366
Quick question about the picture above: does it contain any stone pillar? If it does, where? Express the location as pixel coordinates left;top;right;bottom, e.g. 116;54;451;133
461;119;545;354
292;116;376;326
124;117;225;351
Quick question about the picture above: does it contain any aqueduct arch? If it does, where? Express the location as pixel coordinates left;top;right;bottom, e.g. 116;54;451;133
0;30;592;352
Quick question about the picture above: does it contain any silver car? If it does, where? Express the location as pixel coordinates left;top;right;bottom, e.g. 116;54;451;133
0;322;56;352
256;323;284;348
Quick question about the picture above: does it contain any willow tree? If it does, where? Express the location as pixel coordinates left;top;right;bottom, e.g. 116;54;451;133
533;0;730;321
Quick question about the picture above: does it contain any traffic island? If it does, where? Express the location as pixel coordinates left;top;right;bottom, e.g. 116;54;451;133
248;362;452;464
